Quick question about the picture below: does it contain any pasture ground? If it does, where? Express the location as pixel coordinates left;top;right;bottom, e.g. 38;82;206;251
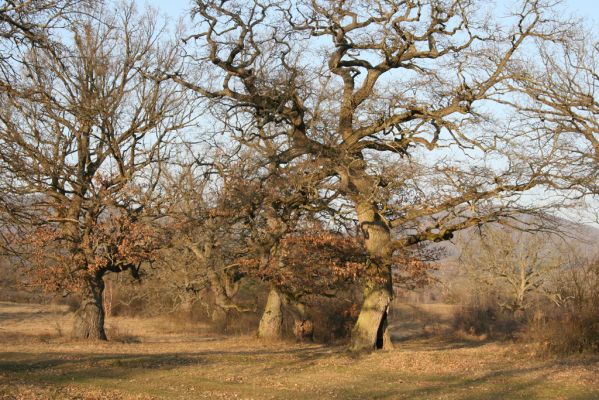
0;301;597;399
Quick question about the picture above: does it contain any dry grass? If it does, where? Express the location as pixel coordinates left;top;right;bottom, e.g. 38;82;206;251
390;302;459;339
0;302;598;399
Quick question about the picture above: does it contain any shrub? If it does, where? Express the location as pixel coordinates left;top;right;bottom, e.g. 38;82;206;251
452;305;522;340
524;258;599;354
303;291;361;343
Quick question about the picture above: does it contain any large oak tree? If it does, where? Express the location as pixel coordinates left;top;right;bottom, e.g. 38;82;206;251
172;0;583;351
0;1;194;339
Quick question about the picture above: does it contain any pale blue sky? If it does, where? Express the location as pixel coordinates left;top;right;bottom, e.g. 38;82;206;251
149;0;599;23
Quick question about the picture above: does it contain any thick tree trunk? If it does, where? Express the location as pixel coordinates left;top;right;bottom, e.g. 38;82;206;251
211;306;228;332
258;287;284;340
349;202;394;351
350;281;393;351
72;274;107;340
206;263;236;332
290;301;314;342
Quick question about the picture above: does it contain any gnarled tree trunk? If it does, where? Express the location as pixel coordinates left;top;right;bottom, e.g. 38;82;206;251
350;278;393;351
258;286;284;340
190;242;245;333
211;306;228;332
290;300;314;342
207;261;240;332
72;273;107;340
349;202;394;351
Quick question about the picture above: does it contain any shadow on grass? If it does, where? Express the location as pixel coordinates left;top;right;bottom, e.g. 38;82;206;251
392;334;493;351
0;343;340;381
1;343;598;400
0;311;65;323
333;363;598;400
1;346;349;400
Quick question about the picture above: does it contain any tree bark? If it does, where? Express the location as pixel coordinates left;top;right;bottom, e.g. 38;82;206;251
350;282;393;351
72;273;107;340
191;243;241;329
258;286;284;340
211;306;228;332
290;300;314;342
350;202;394;351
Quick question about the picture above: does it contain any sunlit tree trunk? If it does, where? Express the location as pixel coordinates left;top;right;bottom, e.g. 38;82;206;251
72;273;107;340
350;203;394;351
258;286;284;340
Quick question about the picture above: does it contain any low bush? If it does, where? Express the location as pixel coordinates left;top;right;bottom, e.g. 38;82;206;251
304;295;361;343
523;258;599;354
452;303;522;340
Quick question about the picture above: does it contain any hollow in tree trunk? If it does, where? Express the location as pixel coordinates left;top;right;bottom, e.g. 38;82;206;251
258;287;283;340
72;273;107;340
349;276;393;351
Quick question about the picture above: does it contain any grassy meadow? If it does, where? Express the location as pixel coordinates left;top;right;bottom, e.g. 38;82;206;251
0;301;597;400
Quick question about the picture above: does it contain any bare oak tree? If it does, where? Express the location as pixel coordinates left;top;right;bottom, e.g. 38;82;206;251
0;0;86;82
504;32;599;198
0;2;193;339
457;225;568;314
160;153;259;328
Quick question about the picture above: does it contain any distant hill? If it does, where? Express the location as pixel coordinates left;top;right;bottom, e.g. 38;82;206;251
392;217;599;303
417;217;599;263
